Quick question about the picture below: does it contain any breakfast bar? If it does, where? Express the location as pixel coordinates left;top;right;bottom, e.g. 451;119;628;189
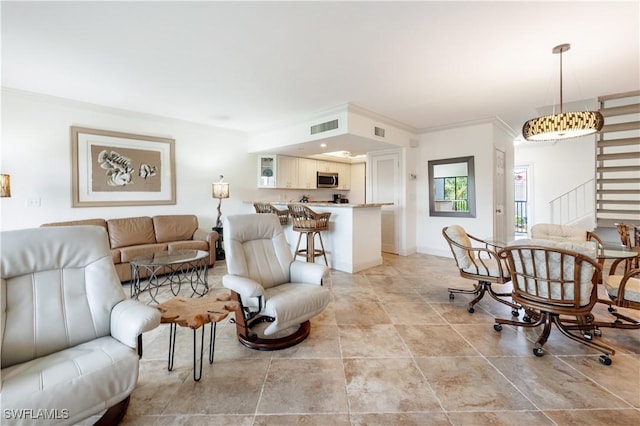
264;202;391;273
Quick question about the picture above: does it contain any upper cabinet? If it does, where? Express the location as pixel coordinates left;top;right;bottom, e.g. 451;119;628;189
258;155;277;188
334;162;351;190
257;155;350;190
316;160;337;173
276;155;299;189
298;158;317;190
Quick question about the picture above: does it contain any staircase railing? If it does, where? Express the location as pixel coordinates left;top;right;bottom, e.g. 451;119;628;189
549;179;596;228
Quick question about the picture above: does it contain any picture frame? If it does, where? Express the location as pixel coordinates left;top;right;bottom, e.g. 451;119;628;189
71;126;176;207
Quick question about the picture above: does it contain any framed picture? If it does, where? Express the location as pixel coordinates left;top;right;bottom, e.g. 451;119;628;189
71;126;176;207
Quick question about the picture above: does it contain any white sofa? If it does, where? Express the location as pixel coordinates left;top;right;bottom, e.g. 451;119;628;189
0;226;161;425
530;223;600;244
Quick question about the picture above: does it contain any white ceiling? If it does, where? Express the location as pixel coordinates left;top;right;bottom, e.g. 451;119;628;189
2;1;639;155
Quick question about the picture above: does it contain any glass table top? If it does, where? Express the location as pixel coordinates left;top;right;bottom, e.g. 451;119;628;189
130;250;208;266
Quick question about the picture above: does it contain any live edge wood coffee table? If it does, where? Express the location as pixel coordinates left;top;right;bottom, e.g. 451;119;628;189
156;294;239;381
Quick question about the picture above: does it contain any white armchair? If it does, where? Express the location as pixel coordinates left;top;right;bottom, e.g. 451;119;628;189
223;214;330;350
1;226;161;425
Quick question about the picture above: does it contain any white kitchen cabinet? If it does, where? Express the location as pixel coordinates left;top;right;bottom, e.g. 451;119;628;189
316;160;338;173
276;155;299;189
258;155;349;190
257;155;277;188
298;157;317;189
335;162;351;190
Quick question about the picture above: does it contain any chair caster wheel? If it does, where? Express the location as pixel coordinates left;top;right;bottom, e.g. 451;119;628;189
467;306;475;313
607;306;616;313
449;293;455;300
533;345;544;357
593;329;602;337
523;316;532;323
511;309;519;317
599;355;612;366
614;319;622;325
583;332;593;341
494;323;502;332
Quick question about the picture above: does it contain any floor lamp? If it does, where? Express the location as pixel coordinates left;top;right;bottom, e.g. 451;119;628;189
212;175;229;260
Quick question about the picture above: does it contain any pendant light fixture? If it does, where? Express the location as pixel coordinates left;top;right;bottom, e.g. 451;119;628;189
522;43;604;142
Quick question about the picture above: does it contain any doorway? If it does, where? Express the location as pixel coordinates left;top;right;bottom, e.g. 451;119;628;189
514;165;530;236
369;151;399;254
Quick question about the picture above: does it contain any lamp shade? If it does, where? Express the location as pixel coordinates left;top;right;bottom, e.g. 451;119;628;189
522;43;604;142
0;174;11;197
522;111;604;141
212;182;229;199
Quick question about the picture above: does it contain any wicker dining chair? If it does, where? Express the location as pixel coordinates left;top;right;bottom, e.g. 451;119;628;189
442;225;520;315
593;262;640;330
253;202;290;225
614;222;640;271
494;239;615;365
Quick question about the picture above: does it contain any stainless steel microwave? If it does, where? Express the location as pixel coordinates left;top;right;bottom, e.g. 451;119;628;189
317;172;339;188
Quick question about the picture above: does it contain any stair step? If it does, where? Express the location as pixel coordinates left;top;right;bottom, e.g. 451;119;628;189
599;103;640;117
598;90;640;102
597;165;640;173
597;208;640;214
597;189;640;195
597;137;640;148
597;178;640;184
600;122;640;133
597;199;640;205
596;152;640;161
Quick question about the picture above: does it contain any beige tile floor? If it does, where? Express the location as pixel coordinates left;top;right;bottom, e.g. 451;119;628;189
120;253;640;426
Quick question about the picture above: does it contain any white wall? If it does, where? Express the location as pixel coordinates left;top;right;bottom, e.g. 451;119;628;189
514;135;596;227
0;90;261;231
416;122;501;257
349;162;366;204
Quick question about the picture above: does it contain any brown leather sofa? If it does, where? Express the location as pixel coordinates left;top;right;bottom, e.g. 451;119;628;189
42;215;218;282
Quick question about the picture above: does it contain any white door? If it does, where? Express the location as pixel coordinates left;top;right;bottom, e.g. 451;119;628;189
370;152;399;254
494;148;507;242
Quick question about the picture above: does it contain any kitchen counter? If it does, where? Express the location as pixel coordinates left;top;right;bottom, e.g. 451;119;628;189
247;201;392;273
270;201;393;208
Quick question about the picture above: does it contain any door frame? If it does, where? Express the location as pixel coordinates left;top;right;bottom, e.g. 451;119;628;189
368;150;401;254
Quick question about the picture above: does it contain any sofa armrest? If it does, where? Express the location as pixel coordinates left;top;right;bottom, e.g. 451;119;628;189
222;275;265;298
110;299;161;349
290;260;328;285
194;228;219;265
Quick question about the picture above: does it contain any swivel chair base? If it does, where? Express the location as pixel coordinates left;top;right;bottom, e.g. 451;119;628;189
448;279;520;315
236;320;311;351
229;291;311;351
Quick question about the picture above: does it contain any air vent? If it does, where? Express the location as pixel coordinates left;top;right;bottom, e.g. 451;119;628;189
374;126;386;137
310;119;339;135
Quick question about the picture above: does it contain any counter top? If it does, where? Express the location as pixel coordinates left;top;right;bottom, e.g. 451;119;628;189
251;201;393;208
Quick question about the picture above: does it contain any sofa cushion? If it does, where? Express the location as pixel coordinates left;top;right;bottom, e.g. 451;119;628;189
530;223;587;242
107;217;156;249
153;215;198;243
605;274;640;303
168;240;209;252
119;243;169;263
111;248;122;264
1;336;139;426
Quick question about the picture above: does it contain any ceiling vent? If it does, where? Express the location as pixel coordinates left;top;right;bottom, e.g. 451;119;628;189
374;126;386;137
310;119;339;135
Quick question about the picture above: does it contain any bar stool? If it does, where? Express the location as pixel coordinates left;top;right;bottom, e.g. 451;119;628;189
253;202;290;225
287;203;330;265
